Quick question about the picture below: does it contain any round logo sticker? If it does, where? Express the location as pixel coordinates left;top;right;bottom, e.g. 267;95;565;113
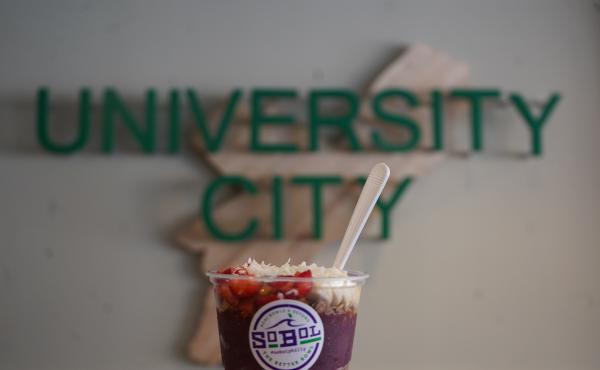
249;299;325;370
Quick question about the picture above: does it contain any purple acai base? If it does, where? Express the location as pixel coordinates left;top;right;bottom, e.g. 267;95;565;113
217;309;357;370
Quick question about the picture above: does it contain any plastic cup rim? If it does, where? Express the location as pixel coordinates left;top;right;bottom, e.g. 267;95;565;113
206;270;369;284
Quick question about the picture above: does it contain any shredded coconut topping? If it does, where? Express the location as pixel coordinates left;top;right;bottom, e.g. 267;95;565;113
242;259;348;278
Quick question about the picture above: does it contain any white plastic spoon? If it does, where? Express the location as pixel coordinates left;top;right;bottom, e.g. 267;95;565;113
333;162;390;270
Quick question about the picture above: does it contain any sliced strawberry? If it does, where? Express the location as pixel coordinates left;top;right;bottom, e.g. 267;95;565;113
294;270;313;298
270;275;294;292
295;282;313;297
294;270;312;278
217;284;239;306
218;267;234;274
258;283;274;296
232;267;249;275
228;278;261;297
218;265;250;275
255;294;278;308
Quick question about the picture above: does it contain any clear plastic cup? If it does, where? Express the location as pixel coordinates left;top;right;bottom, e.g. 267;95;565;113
207;271;369;370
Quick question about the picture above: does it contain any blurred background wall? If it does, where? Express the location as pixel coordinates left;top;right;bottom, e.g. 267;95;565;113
1;1;599;369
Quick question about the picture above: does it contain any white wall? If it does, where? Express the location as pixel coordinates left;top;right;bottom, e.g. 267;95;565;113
1;1;599;369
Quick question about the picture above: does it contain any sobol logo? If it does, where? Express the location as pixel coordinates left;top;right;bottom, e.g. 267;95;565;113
249;299;325;370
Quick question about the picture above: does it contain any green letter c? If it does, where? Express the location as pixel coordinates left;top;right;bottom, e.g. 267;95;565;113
202;176;259;242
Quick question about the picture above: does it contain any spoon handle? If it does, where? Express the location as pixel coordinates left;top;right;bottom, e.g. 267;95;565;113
333;163;390;270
